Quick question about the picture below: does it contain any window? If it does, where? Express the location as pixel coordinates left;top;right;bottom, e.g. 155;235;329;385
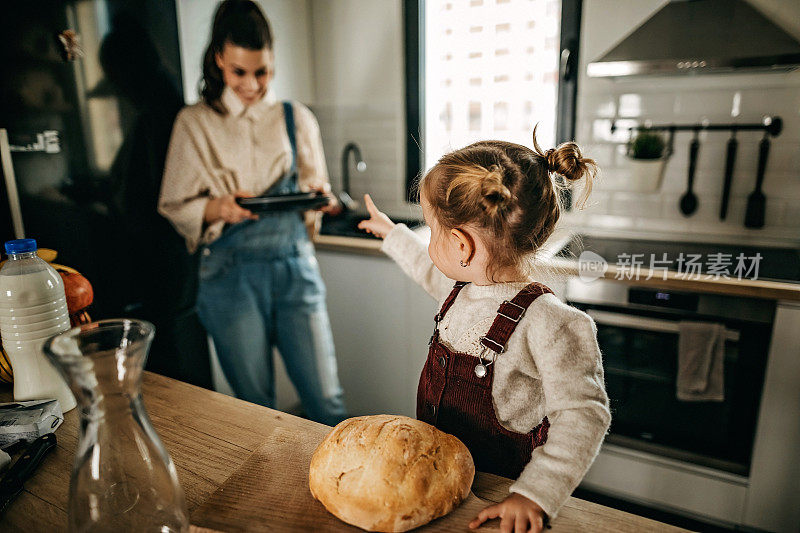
469;102;482;131
404;0;582;205
494;102;509;130
440;102;452;132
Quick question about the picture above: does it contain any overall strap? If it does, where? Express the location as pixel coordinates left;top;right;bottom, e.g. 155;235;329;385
480;282;554;354
282;101;297;174
429;282;469;346
435;282;469;324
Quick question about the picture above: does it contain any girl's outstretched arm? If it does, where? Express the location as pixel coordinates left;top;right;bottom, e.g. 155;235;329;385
359;194;453;301
358;194;395;238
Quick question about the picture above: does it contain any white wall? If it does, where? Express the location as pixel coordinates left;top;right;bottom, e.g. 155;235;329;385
309;0;408;211
565;0;800;246
176;0;315;105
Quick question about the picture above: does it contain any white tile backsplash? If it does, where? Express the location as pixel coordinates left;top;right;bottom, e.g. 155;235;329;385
313;103;405;206
575;2;800;245
784;203;800;228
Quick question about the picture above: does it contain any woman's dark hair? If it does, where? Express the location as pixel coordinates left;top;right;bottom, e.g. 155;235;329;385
201;0;273;113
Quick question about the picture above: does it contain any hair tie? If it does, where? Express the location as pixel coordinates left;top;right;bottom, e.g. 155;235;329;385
544;148;557;173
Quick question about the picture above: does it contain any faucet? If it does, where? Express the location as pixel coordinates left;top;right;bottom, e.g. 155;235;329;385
340;142;366;211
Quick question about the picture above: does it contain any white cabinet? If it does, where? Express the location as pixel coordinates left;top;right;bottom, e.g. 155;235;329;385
316;250;437;418
207;247;437;417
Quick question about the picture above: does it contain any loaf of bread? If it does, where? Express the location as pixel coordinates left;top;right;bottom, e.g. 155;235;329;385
309;415;475;532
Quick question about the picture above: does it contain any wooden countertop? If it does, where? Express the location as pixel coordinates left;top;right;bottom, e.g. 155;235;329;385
314;233;800;301
0;373;689;532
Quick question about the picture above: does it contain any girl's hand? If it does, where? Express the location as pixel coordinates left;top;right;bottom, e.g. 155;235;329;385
357;194;395;239
469;493;547;533
204;191;258;224
307;181;341;215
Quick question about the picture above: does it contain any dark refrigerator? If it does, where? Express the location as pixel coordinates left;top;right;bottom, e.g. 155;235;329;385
0;0;212;388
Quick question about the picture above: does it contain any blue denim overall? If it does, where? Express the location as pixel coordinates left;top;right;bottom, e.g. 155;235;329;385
196;102;347;426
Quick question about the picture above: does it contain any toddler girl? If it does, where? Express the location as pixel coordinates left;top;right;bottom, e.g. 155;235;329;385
359;132;611;533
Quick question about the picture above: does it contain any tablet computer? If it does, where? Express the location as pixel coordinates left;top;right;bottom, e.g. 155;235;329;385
236;192;330;213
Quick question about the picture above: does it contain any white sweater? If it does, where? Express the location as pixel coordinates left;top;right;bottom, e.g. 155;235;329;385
381;224;611;519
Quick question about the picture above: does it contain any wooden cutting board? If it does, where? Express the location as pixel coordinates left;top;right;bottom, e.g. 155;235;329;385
191;426;499;532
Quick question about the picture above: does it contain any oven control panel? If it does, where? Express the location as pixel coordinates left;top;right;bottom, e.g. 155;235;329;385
628;288;699;311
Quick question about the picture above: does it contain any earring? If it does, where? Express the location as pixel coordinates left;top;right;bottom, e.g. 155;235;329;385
460;260;469;268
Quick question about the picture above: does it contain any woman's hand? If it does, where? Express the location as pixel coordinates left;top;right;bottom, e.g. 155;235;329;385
204;191;258;225
357;194;395;239
469;493;547;533
307;181;341;215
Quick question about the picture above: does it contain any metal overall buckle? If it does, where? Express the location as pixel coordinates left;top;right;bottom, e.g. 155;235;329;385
428;312;444;346
497;300;526;322
475;337;503;378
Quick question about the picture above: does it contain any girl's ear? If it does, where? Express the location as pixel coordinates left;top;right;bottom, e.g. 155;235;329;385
451;228;475;263
215;51;224;70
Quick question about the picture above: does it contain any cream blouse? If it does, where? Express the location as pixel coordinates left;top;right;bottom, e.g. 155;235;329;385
159;87;329;252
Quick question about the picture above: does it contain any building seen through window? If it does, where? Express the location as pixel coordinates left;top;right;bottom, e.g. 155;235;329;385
424;0;562;170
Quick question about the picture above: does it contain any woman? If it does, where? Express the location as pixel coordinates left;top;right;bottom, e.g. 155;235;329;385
159;0;347;425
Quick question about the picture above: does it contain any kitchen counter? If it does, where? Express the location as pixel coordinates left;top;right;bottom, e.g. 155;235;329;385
314;231;800;301
0;373;689;532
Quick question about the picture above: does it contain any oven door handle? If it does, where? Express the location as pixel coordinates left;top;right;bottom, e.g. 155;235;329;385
586;309;740;342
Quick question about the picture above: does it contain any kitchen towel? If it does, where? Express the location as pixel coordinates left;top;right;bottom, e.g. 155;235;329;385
677;321;726;402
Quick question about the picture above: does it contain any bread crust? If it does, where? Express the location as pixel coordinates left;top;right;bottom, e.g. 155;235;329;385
309;415;475;532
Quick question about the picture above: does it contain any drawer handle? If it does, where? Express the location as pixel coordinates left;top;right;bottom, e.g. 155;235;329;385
586;309;740;342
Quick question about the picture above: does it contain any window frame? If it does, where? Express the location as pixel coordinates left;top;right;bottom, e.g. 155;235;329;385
403;0;583;206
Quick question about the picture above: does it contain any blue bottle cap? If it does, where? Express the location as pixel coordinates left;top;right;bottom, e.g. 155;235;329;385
4;239;38;255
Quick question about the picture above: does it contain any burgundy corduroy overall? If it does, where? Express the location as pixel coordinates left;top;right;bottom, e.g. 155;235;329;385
417;281;552;479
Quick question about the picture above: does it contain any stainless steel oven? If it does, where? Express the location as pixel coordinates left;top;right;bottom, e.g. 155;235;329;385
553;234;800;531
565;277;775;477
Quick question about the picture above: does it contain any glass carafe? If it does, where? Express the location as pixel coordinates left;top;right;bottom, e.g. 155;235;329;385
43;319;189;532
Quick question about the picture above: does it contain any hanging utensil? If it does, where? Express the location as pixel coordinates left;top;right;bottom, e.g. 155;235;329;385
679;129;700;216
744;132;770;229
719;129;738;220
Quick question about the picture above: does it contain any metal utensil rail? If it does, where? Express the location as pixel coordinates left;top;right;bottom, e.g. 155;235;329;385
611;115;783;136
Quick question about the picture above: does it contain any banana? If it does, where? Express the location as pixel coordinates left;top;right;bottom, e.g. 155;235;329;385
38;248;58;262
0;347;13;384
51;263;80;275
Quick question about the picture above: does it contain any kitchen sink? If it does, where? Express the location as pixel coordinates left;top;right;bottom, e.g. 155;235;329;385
320;212;424;240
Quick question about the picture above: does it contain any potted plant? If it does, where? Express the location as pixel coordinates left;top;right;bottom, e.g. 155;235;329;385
627;130;666;192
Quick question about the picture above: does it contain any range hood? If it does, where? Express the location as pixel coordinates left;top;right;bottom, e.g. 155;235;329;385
587;0;800;78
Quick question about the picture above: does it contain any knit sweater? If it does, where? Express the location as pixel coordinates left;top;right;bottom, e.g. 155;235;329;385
381;224;611;519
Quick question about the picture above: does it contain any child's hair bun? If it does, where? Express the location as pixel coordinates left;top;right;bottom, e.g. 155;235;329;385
545;143;594;183
537;136;597;209
479;165;512;218
446;164;512;219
